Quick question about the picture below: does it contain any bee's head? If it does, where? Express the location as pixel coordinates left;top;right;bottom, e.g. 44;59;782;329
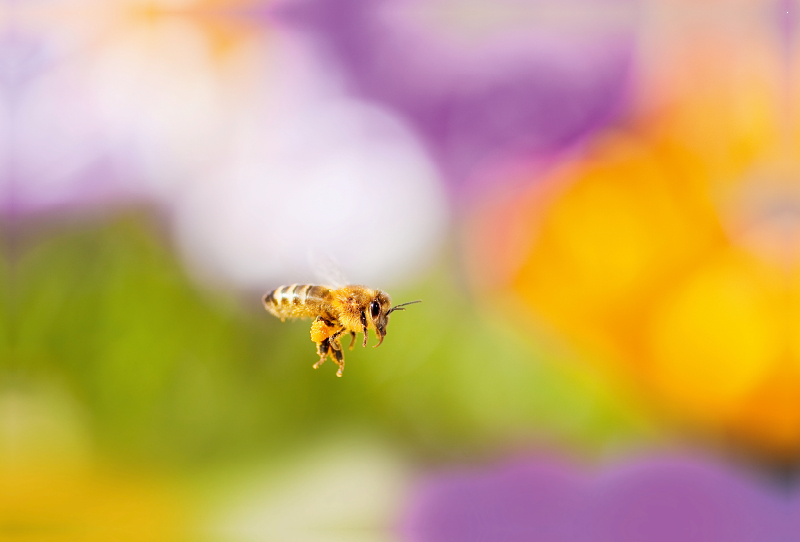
368;291;421;347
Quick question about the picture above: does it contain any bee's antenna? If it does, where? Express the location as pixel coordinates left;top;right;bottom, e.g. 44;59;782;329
387;300;422;315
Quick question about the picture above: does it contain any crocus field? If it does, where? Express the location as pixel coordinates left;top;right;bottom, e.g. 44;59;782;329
4;1;800;540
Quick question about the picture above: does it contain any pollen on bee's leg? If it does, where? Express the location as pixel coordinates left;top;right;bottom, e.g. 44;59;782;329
310;317;333;343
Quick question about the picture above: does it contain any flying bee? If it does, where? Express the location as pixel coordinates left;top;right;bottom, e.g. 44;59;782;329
262;284;421;377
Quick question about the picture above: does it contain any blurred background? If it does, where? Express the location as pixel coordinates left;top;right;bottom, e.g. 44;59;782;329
4;0;800;540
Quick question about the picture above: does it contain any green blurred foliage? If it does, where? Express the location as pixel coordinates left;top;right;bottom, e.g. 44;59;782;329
5;213;652;468
0;229;9;367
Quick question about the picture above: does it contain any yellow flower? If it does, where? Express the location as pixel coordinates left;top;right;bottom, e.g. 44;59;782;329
0;464;189;542
0;391;189;542
468;49;800;458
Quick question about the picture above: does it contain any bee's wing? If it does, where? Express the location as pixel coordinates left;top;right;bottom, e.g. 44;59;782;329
307;250;349;288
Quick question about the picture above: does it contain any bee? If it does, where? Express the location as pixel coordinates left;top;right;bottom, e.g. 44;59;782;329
262;284;421;377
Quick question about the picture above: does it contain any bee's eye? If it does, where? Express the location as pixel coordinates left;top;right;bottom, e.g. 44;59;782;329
370;301;381;318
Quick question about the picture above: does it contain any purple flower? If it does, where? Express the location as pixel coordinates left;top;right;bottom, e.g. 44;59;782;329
3;4;448;288
276;0;636;199
403;457;796;542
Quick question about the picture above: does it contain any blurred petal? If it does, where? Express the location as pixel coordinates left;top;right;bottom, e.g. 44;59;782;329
404;457;787;542
464;26;800;454
0;388;191;542
172;36;448;289
405;461;585;542
278;0;636;198
211;441;411;542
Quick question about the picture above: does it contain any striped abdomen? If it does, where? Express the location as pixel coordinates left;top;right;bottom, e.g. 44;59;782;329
262;284;333;321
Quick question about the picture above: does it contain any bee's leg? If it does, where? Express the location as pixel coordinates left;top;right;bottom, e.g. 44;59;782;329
332;347;345;377
348;331;357;350
311;317;337;371
360;312;369;347
328;330;346;377
313;338;330;370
